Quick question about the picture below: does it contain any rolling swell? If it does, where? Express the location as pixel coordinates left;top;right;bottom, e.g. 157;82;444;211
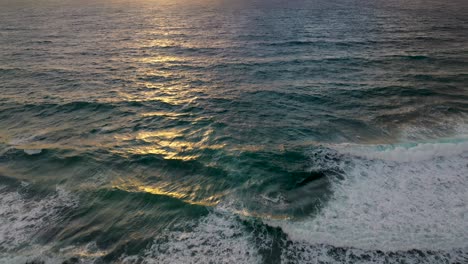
118;140;468;263
1;139;467;262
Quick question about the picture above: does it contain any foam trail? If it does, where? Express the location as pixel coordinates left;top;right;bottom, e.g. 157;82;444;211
333;138;468;162
272;140;468;259
0;185;77;262
121;212;262;264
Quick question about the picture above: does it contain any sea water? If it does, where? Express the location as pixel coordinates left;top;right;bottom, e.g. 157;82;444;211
0;0;467;263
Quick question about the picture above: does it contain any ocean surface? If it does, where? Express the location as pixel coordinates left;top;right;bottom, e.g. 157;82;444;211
1;0;467;263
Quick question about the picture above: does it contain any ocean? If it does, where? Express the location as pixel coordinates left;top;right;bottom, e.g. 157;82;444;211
0;0;467;263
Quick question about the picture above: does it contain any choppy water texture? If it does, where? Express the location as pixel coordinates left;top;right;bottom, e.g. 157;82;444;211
1;0;468;263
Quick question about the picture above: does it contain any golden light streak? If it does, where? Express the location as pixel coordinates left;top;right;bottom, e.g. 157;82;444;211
113;178;224;207
114;128;225;161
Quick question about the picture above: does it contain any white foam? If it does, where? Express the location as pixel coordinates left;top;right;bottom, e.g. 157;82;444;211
23;149;42;155
0;132;48;156
398;113;468;142
280;242;468;264
121;212;262;264
272;141;468;254
0;186;77;253
333;139;468;162
0;252;63;264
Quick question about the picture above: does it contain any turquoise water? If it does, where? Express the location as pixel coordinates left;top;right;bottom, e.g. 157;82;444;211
0;0;467;263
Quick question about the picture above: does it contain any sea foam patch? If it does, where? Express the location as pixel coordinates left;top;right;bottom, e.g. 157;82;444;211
0;185;77;252
272;140;468;256
280;241;468;264
334;139;468;162
121;212;262;264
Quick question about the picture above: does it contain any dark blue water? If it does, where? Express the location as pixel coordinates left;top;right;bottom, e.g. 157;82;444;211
1;0;467;263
